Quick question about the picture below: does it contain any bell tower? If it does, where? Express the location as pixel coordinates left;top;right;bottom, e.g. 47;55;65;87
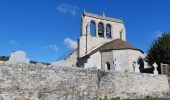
78;11;126;58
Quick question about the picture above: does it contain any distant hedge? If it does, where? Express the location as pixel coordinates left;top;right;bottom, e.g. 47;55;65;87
0;56;9;61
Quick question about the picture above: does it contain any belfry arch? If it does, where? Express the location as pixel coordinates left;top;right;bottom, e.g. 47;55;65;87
79;11;126;58
90;20;96;36
106;24;112;38
98;22;104;37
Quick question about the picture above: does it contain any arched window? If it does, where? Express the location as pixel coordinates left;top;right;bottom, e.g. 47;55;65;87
98;22;104;37
90;20;96;36
106;24;111;38
106;62;111;70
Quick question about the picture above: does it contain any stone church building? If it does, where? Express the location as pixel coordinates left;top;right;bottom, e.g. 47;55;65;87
0;11;169;100
65;11;147;73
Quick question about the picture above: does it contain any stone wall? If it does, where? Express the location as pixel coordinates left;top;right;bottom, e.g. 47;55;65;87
65;49;78;66
111;49;144;72
101;51;114;70
0;62;98;100
78;35;111;58
100;49;145;72
99;71;169;99
84;51;101;69
0;62;169;100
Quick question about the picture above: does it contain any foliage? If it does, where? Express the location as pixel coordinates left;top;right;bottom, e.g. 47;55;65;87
30;60;38;64
104;95;107;100
110;97;120;100
146;33;170;65
100;96;120;100
145;95;153;99
29;60;50;65
0;56;9;61
138;57;154;73
41;62;50;65
37;91;43;99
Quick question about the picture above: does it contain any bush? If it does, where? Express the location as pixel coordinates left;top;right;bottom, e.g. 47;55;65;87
100;96;120;100
0;56;9;61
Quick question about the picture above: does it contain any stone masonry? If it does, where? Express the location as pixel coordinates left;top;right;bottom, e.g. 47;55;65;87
78;11;126;58
0;61;169;100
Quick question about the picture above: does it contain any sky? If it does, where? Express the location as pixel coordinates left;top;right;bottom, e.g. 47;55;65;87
0;0;170;63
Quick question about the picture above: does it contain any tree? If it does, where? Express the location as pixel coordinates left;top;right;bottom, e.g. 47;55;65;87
146;33;170;73
0;56;9;61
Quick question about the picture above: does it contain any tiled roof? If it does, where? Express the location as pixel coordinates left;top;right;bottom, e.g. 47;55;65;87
91;39;144;53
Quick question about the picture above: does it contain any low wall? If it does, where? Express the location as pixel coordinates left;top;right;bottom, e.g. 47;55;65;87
0;62;169;100
99;71;169;99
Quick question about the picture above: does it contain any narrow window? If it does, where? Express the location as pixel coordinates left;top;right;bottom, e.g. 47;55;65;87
106;62;111;70
120;29;123;40
90;20;96;36
106;24;111;38
98;22;104;37
133;62;135;73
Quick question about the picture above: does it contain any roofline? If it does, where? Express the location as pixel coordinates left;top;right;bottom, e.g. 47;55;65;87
80;48;144;59
100;48;144;53
83;11;123;23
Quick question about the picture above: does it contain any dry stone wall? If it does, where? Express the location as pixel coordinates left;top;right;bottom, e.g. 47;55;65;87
0;62;169;100
65;49;78;67
99;71;169;99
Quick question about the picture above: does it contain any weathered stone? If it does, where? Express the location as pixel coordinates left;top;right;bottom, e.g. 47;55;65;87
51;60;73;67
78;12;126;58
13;96;24;100
0;11;169;99
0;96;4;100
153;62;158;74
8;51;29;64
0;62;169;99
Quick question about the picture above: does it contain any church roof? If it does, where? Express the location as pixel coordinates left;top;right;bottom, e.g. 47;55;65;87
89;39;144;54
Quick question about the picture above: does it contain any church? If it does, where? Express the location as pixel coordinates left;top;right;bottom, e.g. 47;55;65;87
64;11;148;73
0;11;169;100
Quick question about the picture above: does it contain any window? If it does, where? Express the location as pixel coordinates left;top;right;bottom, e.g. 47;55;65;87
90;20;96;36
120;29;123;40
106;24;111;38
133;62;136;73
98;22;104;37
106;62;111;70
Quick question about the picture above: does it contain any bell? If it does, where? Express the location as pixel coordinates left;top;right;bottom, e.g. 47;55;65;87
99;30;103;33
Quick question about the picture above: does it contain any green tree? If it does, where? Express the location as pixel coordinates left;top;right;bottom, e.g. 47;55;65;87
146;33;170;73
0;56;9;61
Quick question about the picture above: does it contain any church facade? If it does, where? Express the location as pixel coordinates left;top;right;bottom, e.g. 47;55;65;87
66;11;148;73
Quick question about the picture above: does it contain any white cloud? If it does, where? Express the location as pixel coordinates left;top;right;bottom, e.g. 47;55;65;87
10;40;19;46
64;37;77;49
57;3;79;16
48;44;58;51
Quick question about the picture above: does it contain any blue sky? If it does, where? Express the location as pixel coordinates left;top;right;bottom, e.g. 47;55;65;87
0;0;170;63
